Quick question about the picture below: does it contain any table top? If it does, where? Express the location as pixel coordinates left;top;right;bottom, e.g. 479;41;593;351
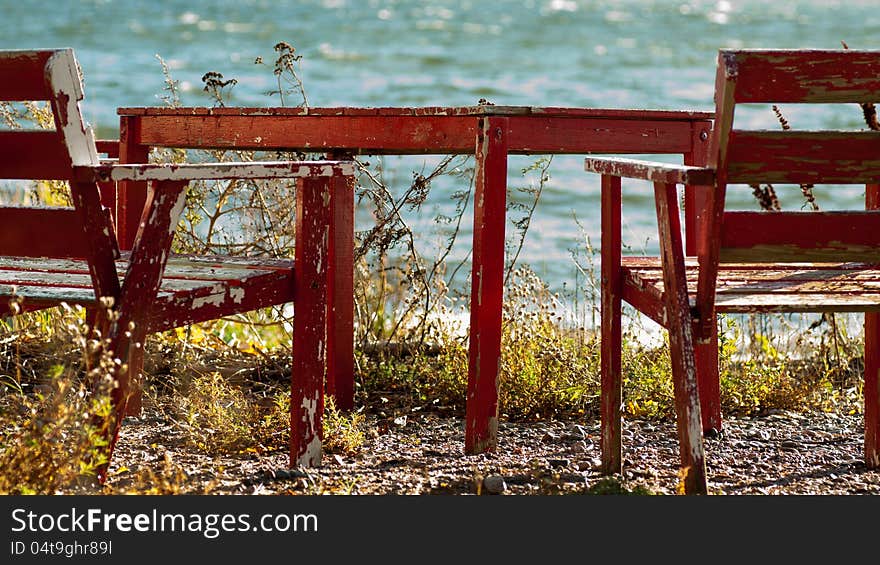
117;105;714;121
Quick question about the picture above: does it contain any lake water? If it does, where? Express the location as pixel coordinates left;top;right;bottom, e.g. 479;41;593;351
3;0;880;303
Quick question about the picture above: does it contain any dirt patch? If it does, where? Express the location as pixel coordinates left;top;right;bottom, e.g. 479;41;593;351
105;406;880;495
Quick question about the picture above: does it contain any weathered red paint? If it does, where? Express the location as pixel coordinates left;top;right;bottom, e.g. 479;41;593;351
600;174;622;475
0;49;356;481
0;207;91;257
585;48;880;493
97;180;188;481
584;156;714;185
0;131;73;179
720;211;880;262
291;176;331;467
726;131;880;184
654;181;708;495
325;151;355;411
118;102;712;458
865;183;880;469
0;49;56;101
465;116;508;455
118;115;149;251
722;49;880;104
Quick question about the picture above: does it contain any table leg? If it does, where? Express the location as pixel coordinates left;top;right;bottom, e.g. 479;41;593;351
465;116;508;454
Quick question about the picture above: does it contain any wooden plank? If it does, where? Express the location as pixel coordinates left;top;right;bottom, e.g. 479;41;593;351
0;131;72;180
123;110;710;155
584;156;715;185
695;321;721;433
623;256;880;273
0;284;98;305
621;276;666;326
118;105;714;120
866;183;880;469
290;176;331;468
684;121;712;257
0;253;291;280
714;293;880;312
600;174;623;475
721;210;880;263
726;131;880;184
0;49;55;101
118;115;150;250
80;160;357;183
723;49;880;104
44;50;97;169
147;269;295;333
507;117;697;154
129;115;477;154
653;181;707;495
865;311;879;468
95;139;119;158
465;116;508;455
325;151;355;411
0;207;89;257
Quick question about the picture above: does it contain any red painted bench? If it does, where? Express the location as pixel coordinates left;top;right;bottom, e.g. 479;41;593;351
586;49;880;494
0;48;356;480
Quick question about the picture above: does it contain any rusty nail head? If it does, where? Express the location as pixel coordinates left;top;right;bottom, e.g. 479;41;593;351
700;130;709;141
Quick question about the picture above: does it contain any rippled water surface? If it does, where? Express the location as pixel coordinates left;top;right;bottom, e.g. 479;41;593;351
3;0;879;293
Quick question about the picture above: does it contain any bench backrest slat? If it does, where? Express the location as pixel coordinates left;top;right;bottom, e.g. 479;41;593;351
719;211;880;263
725;130;880;185
0;50;57;102
0;48;110;259
0;130;74;180
693;49;880;319
704;49;880;266
0;207;90;257
724;49;880;104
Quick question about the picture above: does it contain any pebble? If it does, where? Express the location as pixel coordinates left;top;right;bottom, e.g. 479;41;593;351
564;425;588;441
482;475;506;495
571;440;592;454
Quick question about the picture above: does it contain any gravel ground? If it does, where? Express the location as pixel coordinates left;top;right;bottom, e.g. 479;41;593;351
107;407;880;495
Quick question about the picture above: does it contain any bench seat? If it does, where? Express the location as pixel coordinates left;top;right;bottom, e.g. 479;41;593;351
0;253;295;331
621;257;880;325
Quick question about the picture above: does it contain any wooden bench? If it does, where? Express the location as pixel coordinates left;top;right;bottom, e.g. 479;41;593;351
585;48;880;494
0;48;356;481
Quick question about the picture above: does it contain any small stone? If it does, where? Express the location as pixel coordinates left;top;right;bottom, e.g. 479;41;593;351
576;461;594;472
482;475;506;494
548;458;570;468
590;457;603;471
541;431;559;443
780;440;800;450
571;440;591;454
564;425;588;441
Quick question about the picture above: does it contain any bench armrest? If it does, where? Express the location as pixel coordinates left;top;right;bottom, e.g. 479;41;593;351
74;160;356;183
584;156;715;185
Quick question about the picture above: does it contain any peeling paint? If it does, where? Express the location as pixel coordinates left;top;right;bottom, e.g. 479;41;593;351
229;287;245;304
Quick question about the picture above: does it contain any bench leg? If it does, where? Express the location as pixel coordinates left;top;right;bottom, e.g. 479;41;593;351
865;312;880;469
326;157;355;412
695;325;722;434
91;180;187;484
124;346;144;416
654;182;708;495
600;175;623;475
290;176;331;468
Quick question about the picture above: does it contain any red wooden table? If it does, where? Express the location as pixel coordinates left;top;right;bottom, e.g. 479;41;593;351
114;105;712;457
